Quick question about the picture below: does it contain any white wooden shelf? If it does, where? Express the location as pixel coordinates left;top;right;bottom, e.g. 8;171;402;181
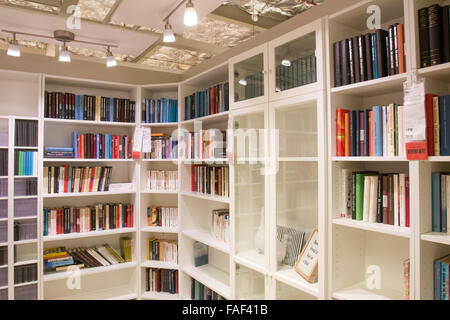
14;216;37;221
332;219;411;238
181;191;230;204
141;226;179;234
183;265;230;300
274;267;319;298
13;195;37;199
330;73;407;96
14;239;37;245
141;190;178;195
42;190;136;198
142;292;180;300
181;159;229;164
43;158;134;163
417;62;450;82
43;262;137;282
181;112;229;125
14;281;38;288
44;118;137;127
54;286;137;300
426;156;450;162
43;228;136;242
420;233;450;246
278;157;318;162
14;146;38;150
141;260;179;270
140;122;178;128
14;260;38;266
142;159;178;163
332;157;408;162
332;282;405;300
234;250;266;274
182;229;230;254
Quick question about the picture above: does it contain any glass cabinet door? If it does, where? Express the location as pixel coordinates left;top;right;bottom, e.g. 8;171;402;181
235;264;266;300
233;109;267;272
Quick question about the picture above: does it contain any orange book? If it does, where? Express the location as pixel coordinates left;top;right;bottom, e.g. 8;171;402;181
369;111;374;156
336;109;346;156
344;111;350;157
88;167;96;192
397;24;406;74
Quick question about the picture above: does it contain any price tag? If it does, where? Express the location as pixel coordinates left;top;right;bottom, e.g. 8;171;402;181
406;141;428;160
132;127;143;159
142;128;152;153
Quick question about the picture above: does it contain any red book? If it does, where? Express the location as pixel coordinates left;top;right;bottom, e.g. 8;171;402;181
344;111;350;157
115;206;119;229
191;165;195;192
64;165;69;193
210;87;214;115
405;176;410;227
369;111;374;156
130;205;133;227
88;167;95;192
114;135;119;159
425;94;437;156
336;109;346;156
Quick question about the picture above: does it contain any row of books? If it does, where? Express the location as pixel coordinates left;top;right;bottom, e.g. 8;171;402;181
211;209;229;244
191;278;225;300
191;165;229;198
142;98;178;124
14;220;37;241
243;72;264;100
0;247;7;265
145;268;178;294
146;238;178;263
276;54;317;92
0;127;6;147
15;120;38;147
43;242;129;274
15;178;37;196
71;132;132;159
145;170;178;192
336;105;405;157
14;198;37;218
14;263;37;285
333;25;406;87
431;172;450;233
434;254;450;300
181;130;227;160
0;150;7;176
425;94;450;156
341;170;410;227
184;82;229;121
0;179;6;198
143;133;178;160
146;207;178;229
43;203;134;236
43;166;113;194
403;259;410;300
14;151;38;176
44;92;136;123
418;4;450;68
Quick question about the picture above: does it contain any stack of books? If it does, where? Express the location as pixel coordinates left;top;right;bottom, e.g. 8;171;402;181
44;147;74;158
14;151;38;176
181;129;227;160
434;254;450;300
142;98;178;124
145;268;178;294
147;238;178;263
191;165;229;197
44;92;136;123
333;24;406;87
243;72;264;100
43;203;134;236
276;53;317;91
72;132;132;159
146;170;178;192
147;207;178;229
336;105;405;157
341;170;410;227
143;133;178;160
431;172;450;233
43;166;113;194
184;82;229;121
425;94;450;156
418;4;450;68
211;209;229;244
191;278;226;300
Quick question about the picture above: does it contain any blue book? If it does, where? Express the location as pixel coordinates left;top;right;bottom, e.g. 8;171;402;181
363;109;369;156
74;95;79;120
349;110;356;156
439;95;450;156
355;111;360;156
435;258;442;300
442;259;450;300
96;134;100;159
67;166;72;195
80;95;84;120
110;98;114;122
432;172;441;232
44;209;48;236
373;106;383;156
372;34;378;79
73;132;78;159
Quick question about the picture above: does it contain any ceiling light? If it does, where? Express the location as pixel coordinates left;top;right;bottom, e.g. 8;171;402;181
184;0;198;26
281;59;291;67
163;21;176;43
7;33;20;57
106;47;117;67
239;79;247;86
59;42;71;62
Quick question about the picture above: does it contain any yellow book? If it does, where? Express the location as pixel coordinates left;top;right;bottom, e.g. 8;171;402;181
433;97;441;156
43;166;48;194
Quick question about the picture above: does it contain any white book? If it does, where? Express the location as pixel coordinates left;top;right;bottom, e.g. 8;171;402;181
398;106;404;157
393;174;399;226
382;106;387;157
51;209;56;236
399;174;406;227
363;176;371;222
369;176;378;223
341;169;352;218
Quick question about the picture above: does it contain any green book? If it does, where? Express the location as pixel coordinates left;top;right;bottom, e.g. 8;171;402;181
293;59;299;88
18;151;23;176
355;172;379;220
312;55;317;83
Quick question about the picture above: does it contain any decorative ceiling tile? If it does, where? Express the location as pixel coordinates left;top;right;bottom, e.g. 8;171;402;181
183;17;259;48
0;0;60;13
67;45;134;62
109;20;163;34
77;0;116;22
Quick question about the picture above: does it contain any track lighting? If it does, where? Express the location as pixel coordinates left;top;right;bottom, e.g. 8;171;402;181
184;0;198;26
7;33;20;57
163;21;176;43
106;47;117;67
59;41;71;62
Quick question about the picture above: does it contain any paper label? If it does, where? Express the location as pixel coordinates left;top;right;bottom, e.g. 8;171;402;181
406;141;428;160
132;127;143;159
142;128;152;153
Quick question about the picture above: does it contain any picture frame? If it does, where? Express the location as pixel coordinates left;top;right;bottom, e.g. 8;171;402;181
294;227;319;283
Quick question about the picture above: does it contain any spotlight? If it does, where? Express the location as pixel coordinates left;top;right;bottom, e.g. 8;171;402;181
106;47;117;67
7;33;20;57
59;42;71;62
184;0;198;26
163;21;176;43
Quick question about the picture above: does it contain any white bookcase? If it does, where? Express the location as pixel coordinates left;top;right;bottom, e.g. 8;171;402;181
0;0;448;301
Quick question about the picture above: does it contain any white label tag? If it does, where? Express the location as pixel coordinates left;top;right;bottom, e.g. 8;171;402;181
142;128;152;153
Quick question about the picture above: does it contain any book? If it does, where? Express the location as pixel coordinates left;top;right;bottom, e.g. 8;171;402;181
142;98;178;124
145;268;178;294
440;95;450;156
419;7;431;68
193;241;208;267
191;278;225;300
184;83;229;121
143;133;178;160
429;4;443;66
15;120;37;147
191;165;229;197
211;209;230;243
147;238;178;263
146;170;178;192
434;254;450;300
